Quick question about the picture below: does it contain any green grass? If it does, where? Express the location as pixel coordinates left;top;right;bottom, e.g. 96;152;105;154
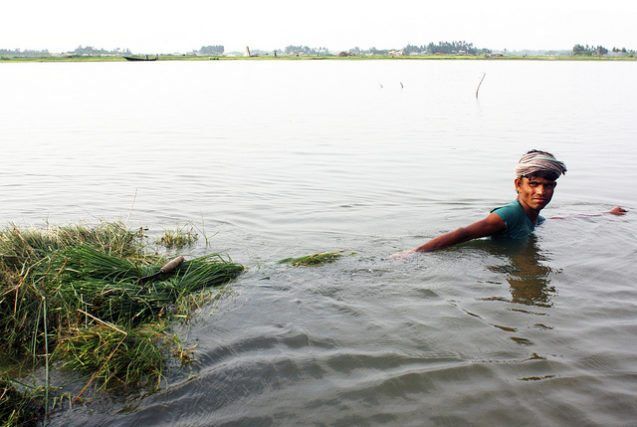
156;227;199;249
0;221;244;414
55;323;167;391
280;251;343;267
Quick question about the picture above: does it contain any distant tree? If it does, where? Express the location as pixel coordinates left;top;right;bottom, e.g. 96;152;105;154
72;45;108;55
572;44;587;55
594;45;608;55
572;43;609;56
199;45;224;55
0;48;50;57
70;45;129;56
404;44;423;55
423;41;490;55
367;46;389;55
283;45;329;55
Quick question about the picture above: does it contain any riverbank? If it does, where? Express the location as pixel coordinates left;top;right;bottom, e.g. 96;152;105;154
1;54;636;63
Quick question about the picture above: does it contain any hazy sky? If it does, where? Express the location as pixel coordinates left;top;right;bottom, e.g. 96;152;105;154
3;0;636;52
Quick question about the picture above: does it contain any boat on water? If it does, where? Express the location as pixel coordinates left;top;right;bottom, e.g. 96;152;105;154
123;54;159;62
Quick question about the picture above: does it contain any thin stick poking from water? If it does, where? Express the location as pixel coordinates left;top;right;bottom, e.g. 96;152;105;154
475;73;486;99
43;297;49;420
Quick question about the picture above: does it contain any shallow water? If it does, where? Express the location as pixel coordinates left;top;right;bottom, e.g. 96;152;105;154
1;60;637;425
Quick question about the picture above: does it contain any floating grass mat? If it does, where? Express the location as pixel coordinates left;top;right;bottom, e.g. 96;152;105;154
156;226;199;249
0;221;243;406
279;251;343;267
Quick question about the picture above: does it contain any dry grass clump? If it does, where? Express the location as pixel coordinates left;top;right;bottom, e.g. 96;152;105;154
279;251;343;267
0;221;244;409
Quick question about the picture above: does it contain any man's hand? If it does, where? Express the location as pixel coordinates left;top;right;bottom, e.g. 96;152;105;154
390;248;416;260
609;206;628;215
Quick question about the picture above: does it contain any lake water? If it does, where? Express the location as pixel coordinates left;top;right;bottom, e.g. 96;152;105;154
1;60;636;426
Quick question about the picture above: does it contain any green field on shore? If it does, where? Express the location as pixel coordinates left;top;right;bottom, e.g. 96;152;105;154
1;54;636;63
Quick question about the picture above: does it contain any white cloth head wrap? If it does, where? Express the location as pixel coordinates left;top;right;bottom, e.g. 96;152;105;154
515;150;567;178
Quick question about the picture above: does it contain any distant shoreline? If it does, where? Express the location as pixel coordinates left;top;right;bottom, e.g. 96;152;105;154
1;54;636;63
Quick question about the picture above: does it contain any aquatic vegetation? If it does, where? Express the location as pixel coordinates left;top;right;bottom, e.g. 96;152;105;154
55;324;167;391
280;251;342;267
0;222;145;270
0;377;45;426
0;221;244;413
156;227;199;249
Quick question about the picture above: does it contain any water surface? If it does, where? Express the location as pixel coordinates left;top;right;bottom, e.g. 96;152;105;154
1;60;636;425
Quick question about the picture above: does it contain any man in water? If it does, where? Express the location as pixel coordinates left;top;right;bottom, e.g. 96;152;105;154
398;150;626;254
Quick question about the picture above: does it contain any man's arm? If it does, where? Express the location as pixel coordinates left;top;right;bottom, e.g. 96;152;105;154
550;205;628;219
390;213;507;258
413;213;506;252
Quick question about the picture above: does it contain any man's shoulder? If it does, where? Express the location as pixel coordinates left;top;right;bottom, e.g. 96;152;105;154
491;200;523;217
490;200;527;231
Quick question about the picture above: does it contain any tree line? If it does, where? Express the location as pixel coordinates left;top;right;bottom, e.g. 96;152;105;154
1;46;133;57
283;45;330;55
46;41;490;57
71;46;132;55
403;41;491;55
0;48;50;57
284;41;491;56
572;44;635;56
199;45;224;55
3;42;637;58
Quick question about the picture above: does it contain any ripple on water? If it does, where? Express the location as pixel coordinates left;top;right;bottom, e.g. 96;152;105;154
8;61;637;425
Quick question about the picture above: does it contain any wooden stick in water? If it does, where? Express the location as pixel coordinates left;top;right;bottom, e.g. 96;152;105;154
475;72;486;99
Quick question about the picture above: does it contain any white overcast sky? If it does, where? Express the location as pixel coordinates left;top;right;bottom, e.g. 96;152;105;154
2;0;636;52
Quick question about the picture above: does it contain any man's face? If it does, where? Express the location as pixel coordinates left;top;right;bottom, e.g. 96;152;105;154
515;175;557;211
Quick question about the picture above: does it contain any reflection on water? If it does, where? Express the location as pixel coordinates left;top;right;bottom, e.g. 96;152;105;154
485;237;555;307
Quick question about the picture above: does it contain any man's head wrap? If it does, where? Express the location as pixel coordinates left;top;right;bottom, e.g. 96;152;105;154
515;150;567;179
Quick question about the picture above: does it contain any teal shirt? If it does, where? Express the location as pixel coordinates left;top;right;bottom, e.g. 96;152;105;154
490;200;544;240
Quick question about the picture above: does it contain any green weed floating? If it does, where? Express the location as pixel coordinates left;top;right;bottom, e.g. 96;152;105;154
0;222;243;416
279;251;343;266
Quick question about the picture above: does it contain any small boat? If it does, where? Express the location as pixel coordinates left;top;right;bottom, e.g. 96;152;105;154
123;54;158;62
